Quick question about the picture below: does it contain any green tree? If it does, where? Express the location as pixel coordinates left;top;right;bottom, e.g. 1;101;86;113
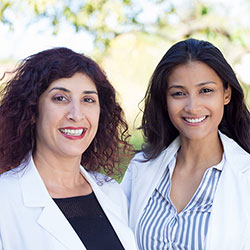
1;0;250;58
0;0;140;52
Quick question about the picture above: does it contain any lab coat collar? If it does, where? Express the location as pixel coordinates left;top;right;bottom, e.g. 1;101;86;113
19;156;86;250
161;131;250;175
19;155;136;250
205;132;250;250
219;131;250;173
79;166;137;249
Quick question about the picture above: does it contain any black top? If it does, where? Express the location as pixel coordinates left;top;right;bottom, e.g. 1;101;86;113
53;192;125;250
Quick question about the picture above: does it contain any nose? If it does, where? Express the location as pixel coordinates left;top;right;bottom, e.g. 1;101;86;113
184;95;201;114
66;102;84;122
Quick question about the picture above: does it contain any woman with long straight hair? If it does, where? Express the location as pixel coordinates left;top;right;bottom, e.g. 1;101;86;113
122;38;250;250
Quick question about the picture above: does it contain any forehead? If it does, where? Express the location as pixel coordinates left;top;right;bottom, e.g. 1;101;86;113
167;61;222;87
48;73;97;91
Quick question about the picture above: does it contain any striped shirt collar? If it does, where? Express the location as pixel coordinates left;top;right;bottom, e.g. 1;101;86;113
167;151;225;178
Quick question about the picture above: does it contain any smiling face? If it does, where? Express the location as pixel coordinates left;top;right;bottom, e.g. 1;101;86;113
166;61;231;142
35;72;100;160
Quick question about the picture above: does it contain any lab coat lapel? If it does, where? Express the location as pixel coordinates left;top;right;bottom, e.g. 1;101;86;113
19;157;86;250
205;133;250;250
131;136;181;231
80;167;124;221
80;167;137;249
37;202;86;250
205;162;249;249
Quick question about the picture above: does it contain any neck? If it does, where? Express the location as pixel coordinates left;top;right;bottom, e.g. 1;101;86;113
33;149;83;188
177;132;223;171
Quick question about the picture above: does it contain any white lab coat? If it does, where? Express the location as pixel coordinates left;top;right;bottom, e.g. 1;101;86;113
121;132;250;250
0;156;138;250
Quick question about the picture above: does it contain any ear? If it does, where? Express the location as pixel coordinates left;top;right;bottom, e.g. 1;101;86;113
224;85;232;105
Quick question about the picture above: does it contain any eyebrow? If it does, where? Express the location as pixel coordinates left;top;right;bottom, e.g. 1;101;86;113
48;87;98;95
168;81;216;90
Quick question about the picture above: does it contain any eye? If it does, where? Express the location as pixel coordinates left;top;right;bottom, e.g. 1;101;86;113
52;95;69;102
200;88;213;94
171;91;185;97
83;97;95;103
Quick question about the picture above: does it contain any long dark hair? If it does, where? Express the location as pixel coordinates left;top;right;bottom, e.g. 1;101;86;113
0;47;132;176
141;38;250;159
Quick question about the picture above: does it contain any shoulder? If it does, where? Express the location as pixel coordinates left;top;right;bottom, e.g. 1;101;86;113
129;151;149;167
0;168;20;189
127;136;180;174
220;132;250;176
122;151;151;183
0;168;24;213
88;171;120;189
220;132;250;164
0;157;31;188
129;149;164;169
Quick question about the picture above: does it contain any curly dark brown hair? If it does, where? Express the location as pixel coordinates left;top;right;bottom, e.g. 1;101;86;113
0;47;132;176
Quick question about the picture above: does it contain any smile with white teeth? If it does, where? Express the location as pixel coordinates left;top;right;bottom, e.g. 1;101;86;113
184;116;207;123
59;128;85;136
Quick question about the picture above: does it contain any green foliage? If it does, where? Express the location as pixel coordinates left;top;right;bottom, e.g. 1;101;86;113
201;5;208;15
0;0;142;52
0;0;13;26
130;130;144;151
1;0;249;57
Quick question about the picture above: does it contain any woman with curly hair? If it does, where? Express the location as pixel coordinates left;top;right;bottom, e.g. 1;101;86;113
0;47;137;250
122;38;250;250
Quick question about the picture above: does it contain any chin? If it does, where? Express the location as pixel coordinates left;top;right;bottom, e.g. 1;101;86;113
179;129;204;139
58;149;85;159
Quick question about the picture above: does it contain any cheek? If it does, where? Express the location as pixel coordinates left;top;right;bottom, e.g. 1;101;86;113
88;108;100;128
166;102;180;127
215;101;225;122
207;94;225;120
36;109;60;132
96;112;101;128
167;98;180;117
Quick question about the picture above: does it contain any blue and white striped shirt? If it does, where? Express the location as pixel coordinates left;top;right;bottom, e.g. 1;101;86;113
137;154;224;250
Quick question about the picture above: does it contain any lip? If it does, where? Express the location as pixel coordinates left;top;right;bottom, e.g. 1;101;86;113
59;126;87;140
182;115;208;126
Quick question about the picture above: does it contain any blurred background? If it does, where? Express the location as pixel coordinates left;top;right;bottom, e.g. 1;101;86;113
1;0;250;151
